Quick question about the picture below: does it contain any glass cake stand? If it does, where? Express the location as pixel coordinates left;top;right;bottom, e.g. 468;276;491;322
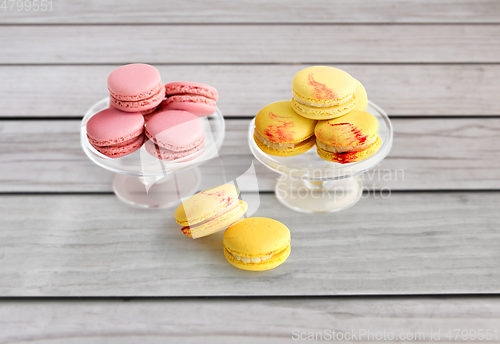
81;98;225;209
248;101;393;214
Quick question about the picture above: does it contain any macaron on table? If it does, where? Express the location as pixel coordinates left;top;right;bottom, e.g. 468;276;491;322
81;64;225;208
175;184;248;239
249;66;393;213
223;217;291;271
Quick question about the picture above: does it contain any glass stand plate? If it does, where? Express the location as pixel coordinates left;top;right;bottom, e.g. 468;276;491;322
249;101;393;213
81;98;225;208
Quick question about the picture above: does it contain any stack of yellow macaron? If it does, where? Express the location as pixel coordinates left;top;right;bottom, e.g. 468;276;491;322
253;66;380;164
174;184;291;271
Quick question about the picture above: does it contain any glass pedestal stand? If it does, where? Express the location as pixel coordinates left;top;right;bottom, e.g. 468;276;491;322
249;101;393;214
81;98;225;209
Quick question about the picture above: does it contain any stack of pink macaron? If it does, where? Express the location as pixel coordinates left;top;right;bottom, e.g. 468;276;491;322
86;63;218;160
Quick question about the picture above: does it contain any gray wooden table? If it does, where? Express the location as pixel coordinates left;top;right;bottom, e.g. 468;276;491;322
1;1;500;343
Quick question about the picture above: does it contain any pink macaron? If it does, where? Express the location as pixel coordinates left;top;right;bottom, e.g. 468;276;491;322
86;107;145;158
163;81;218;117
108;64;166;114
145;109;205;161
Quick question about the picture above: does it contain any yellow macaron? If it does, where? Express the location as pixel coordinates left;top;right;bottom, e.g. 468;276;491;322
352;79;368;112
291;66;358;120
175;184;248;239
223;217;291;271
254;100;316;157
315;110;381;164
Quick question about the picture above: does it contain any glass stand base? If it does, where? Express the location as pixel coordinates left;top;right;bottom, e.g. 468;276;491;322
275;175;363;214
113;167;202;209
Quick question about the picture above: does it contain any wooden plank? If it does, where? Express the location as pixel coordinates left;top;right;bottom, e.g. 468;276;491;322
0;192;499;296
1;0;499;24
2;64;500;118
1;25;499;64
1;297;500;344
0;118;499;193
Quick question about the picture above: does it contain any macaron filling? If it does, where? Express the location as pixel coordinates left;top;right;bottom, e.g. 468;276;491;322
164;95;216;107
109;83;164;102
180;200;248;239
110;86;165;110
225;244;290;265
254;129;316;151
292;91;354;107
179;197;241;228
316;135;379;154
165;83;218;100
146;130;205;152
254;129;297;149
87;126;144;147
163;83;218;116
145;137;205;162
291;95;357;118
317;136;382;164
230;252;274;264
90;134;145;158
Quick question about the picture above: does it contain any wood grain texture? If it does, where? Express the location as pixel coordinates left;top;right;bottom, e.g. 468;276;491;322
2;0;500;24
1;118;499;193
1;25;499;64
1;192;499;296
1;297;500;344
2;64;500;118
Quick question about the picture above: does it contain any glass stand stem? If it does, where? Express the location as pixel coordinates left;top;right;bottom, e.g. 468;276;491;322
113;167;202;209
275;175;363;214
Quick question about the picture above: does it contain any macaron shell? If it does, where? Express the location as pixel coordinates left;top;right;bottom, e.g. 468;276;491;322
145;110;204;151
292;66;356;105
352;79;368;112
224;245;291;271
110;85;165;113
164;81;218;100
144;138;204;162
254;134;315;157
255;101;316;143
317;136;382;164
175;184;241;226
181;200;248;239
141;105;160;116
291;95;357;120
107;64;163;100
90;134;145;158
86;107;145;145
163;95;217;117
223;217;291;258
315;110;379;147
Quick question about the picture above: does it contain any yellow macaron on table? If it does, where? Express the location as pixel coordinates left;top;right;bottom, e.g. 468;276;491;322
223;217;291;271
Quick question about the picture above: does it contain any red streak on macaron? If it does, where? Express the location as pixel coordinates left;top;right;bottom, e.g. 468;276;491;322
264;112;295;142
221;196;233;206
308;73;336;100
268;112;291;120
333;151;360;164
327;122;368;145
202;190;225;198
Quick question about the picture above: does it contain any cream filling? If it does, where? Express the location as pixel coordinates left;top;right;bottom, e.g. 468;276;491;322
317;135;378;154
181;198;240;228
254;129;296;150
292;91;353;108
230;252;274;264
